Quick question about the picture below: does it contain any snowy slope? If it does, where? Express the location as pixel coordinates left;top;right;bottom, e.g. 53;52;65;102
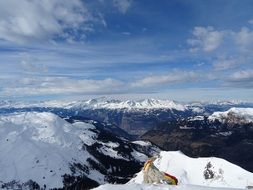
0;112;159;189
0;112;103;189
93;183;248;190
131;151;253;189
209;108;253;123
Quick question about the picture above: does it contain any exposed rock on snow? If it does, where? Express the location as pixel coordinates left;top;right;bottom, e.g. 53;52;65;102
131;151;253;189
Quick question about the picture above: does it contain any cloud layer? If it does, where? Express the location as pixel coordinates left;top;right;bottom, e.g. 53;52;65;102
132;71;198;88
188;26;253;53
1;76;124;98
226;70;253;88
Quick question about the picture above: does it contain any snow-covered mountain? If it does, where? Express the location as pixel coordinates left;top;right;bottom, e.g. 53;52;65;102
68;99;186;111
0;98;187;111
0;98;253;135
0;99;193;136
1;98;253;112
0;112;104;189
209;108;253;123
1;104;253;189
0;112;159;189
141;106;253;173
94;151;253;190
0;98;250;109
130;151;253;189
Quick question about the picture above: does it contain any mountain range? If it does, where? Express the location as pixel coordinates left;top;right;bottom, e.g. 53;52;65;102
1;98;253;136
0;98;253;189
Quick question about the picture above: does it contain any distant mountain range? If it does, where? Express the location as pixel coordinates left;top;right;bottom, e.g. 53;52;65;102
0;98;253;136
1;98;252;110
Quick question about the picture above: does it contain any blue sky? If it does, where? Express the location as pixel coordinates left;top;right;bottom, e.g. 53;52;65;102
0;0;253;101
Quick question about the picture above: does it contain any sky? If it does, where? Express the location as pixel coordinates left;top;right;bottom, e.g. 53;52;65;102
0;0;253;102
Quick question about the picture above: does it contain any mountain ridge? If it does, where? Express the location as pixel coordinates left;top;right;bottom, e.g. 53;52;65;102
1;98;253;110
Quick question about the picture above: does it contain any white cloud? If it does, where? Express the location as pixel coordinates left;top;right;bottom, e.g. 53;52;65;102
229;70;253;81
187;25;253;89
225;70;253;88
1;76;125;97
0;70;202;98
212;57;241;71
188;26;253;53
234;27;253;49
131;71;199;88
0;0;94;43
187;26;224;52
113;0;132;14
